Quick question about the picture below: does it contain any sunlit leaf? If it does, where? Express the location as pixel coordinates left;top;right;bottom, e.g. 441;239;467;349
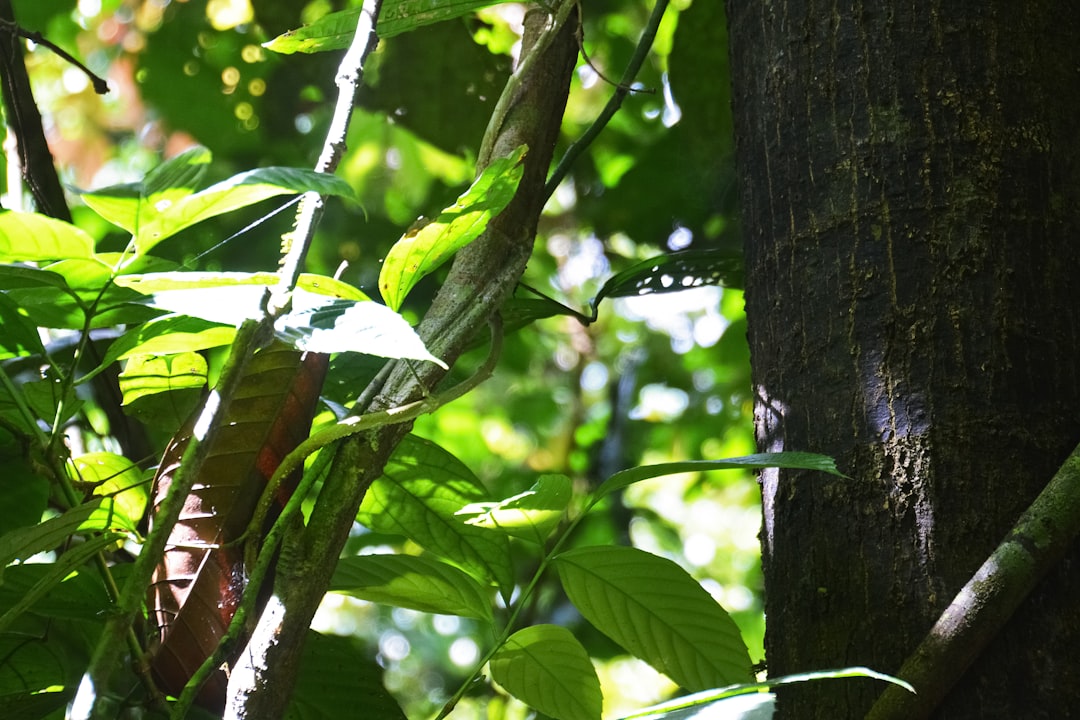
118;352;207;428
379;145;526;311
593;453;845;504
264;0;504;53
458;474;571;544
554;545;752;691
490;625;602;720
4;257;156;329
619;667;914;720
330;553;493;620
119;352;208;405
69;452;149;534
288;632;407;720
83;167;356;254
140;168;355;253
275;293;447;367
357;435;514;597
590;249;743;320
0;212;95;261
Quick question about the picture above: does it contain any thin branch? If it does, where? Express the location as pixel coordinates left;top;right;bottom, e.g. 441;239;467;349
2;20;109;94
866;442;1080;720
272;1;379;310
543;0;670;199
0;0;71;220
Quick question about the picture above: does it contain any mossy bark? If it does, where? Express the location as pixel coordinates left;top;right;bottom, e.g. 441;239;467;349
726;1;1080;717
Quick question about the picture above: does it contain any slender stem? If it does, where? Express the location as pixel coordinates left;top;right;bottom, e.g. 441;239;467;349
543;0;670;199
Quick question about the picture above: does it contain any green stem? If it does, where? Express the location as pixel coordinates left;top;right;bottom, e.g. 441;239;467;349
543;0;670;199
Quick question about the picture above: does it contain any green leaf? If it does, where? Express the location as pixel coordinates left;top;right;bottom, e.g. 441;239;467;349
490;625;602;720
69;452;149;535
457;474;572;544
139;167;356;253
619;667;915;720
590;249;743;319
83;166;356;254
593;453;845;504
554;545;752;691
288;632;407;720
379;145;526;311
143;145;212;197
0;212;94;261
264;0;504;53
0;566;113;622
0;533;121;634
0;292;46;360
357;435;514;597
329;553;493;620
118;352;207;428
0;501;102;581
0;447;48;534
4;257;156;329
274;293;447;367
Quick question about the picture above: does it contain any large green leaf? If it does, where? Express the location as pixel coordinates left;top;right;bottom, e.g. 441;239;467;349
554;545;752;691
357;435;514;597
113;272;443;363
457;474;572;544
264;0;504;52
82;166;356;255
490;625;602;720
329;553;493;620
379;145;526;311
0;212;94;261
593;453;845;504
288;632;406;720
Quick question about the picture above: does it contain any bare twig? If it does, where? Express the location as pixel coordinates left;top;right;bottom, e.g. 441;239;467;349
0;0;71;220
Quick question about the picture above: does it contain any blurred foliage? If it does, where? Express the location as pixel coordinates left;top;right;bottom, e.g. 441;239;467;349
1;0;762;717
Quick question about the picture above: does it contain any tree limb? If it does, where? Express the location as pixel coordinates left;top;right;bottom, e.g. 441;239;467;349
225;6;579;718
866;442;1080;720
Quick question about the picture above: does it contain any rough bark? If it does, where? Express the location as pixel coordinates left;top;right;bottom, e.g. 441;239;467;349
726;1;1080;717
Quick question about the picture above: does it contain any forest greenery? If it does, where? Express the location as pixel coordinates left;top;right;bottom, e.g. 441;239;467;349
0;1;910;719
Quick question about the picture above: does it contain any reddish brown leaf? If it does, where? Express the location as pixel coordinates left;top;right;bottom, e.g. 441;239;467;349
147;343;328;709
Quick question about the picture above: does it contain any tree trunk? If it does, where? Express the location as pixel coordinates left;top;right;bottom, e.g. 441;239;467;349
726;1;1080;718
